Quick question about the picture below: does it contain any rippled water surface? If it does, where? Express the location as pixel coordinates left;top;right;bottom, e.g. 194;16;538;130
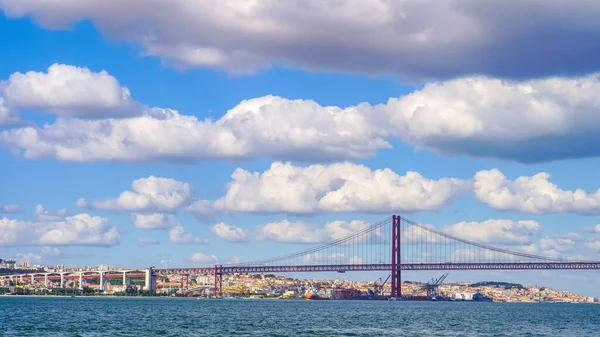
1;297;599;336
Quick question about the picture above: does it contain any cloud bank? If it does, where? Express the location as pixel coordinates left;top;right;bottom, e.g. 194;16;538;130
3;65;600;163
3;0;600;79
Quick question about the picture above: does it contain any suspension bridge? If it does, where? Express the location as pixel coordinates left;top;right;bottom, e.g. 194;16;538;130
2;215;600;297
156;215;600;298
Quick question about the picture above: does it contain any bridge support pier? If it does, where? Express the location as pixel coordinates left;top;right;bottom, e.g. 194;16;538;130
60;273;64;288
391;215;402;298
79;273;83;290
213;265;222;297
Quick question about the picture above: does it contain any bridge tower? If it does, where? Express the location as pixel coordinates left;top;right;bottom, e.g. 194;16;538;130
391;215;402;298
213;265;223;297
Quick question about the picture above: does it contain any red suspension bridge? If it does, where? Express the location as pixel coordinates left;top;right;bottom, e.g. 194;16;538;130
3;215;600;296
155;215;600;298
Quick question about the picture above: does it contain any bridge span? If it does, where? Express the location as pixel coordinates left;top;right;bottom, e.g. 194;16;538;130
3;215;600;296
155;261;600;276
154;215;600;297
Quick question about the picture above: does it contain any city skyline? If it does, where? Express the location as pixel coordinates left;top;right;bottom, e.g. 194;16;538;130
2;1;600;297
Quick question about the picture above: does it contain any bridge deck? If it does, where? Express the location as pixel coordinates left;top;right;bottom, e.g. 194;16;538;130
154;262;600;275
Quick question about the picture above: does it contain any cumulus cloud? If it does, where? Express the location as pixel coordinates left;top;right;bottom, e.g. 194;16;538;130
0;95;390;163
131;213;177;230
0;204;21;213
3;1;600;79
514;233;586;259
1;64;140;118
402;224;444;244
539;233;582;256
168;225;208;244
0;213;119;246
210;223;250;243
5;71;600;163
443;219;542;245
69;166;600;218
34;204;69;222
0;97;19;126
212;162;470;214
584;225;600;233
188;252;219;265
255;220;328;244
78;176;191;212
255;219;374;244
383;74;600;163
79;163;468;216
585;240;600;251
474;169;600;214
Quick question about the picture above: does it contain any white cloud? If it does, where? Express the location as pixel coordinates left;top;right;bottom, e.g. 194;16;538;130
210;223;250;243
70;166;600;219
77;163;467;216
168;225;207;244
255;219;373;244
2;64;139;118
443;219;542;245
131;213;177;230
402;224;443;244
0;97;19;126
188;252;219;265
384;74;600;163
79;176;191;212
138;237;159;245
212;162;470;214
585;240;600;251
474;169;600;214
584;224;600;233
325;220;378;240
4;72;600;164
0;95;390;163
539;234;582;255
0;204;21;213
255;220;328;244
0;213;119;246
34;204;69;222
516;233;586;259
3;1;600;80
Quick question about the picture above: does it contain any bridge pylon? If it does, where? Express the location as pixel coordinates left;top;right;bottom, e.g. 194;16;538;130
213;265;223;297
391;215;402;298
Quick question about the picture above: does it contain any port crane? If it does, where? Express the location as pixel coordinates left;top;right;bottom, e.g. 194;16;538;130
425;273;448;298
374;275;391;296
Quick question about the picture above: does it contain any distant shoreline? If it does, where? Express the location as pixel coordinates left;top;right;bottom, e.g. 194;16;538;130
1;294;599;304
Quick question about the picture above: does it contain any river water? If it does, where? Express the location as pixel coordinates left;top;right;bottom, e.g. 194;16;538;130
1;297;598;336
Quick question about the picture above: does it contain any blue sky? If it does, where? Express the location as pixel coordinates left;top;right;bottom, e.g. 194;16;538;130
1;1;600;296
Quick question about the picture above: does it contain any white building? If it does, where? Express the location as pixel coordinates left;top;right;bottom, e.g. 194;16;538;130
453;292;475;300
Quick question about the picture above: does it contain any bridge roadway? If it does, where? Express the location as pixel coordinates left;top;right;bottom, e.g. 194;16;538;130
154;261;600;275
0;269;154;291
